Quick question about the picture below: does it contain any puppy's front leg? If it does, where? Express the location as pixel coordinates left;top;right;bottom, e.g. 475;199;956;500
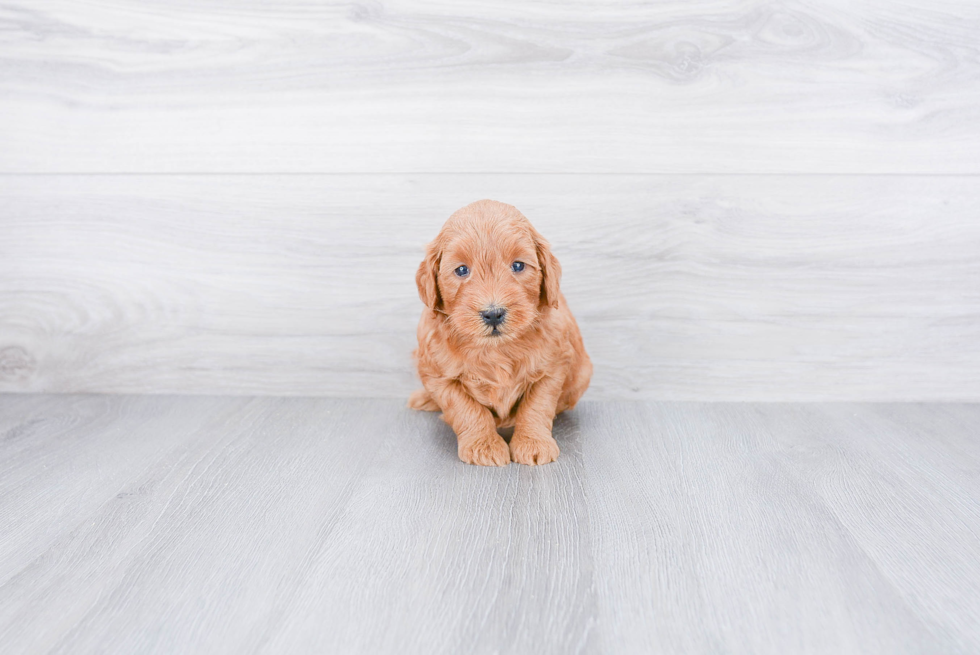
510;375;563;466
433;380;510;467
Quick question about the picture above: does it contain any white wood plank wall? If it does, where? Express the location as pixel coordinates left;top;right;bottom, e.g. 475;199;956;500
1;1;978;399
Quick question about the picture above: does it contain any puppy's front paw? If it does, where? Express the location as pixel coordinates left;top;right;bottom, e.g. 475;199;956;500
458;434;511;467
510;433;560;466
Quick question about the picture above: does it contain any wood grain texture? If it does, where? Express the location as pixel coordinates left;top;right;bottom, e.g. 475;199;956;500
0;395;394;655
1;0;979;173
1;395;979;653
580;401;980;653
2;174;978;400
0;395;250;588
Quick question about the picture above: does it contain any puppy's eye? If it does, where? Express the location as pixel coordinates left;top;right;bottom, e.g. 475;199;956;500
511;261;525;273
454;265;469;277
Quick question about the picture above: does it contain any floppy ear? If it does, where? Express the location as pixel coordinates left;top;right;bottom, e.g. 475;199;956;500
532;227;562;309
416;241;442;310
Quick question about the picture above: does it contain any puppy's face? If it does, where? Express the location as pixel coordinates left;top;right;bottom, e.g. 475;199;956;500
417;201;561;345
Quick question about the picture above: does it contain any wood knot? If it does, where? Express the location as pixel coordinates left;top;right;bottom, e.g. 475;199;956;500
0;346;37;382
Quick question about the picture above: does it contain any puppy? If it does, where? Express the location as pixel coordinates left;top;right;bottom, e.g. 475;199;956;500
409;200;592;466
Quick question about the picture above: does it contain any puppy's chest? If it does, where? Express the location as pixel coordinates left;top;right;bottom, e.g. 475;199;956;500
461;363;535;422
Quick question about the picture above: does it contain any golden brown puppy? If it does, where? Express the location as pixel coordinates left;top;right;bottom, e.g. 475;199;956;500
409;200;592;466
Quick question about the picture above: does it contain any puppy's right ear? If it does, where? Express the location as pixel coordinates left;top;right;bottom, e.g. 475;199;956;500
416;241;442;310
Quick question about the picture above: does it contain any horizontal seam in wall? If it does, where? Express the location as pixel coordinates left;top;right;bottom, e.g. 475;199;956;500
2;172;980;177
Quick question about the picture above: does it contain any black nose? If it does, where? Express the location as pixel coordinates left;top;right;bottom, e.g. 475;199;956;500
480;307;507;327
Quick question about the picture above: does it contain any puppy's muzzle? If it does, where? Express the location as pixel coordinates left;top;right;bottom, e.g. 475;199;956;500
480;306;507;328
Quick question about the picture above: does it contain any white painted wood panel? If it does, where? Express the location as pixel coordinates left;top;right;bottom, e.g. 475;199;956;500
2;396;980;652
2;174;978;400
1;0;979;173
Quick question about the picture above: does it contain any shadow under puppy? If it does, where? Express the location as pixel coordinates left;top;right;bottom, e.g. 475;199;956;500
409;200;592;466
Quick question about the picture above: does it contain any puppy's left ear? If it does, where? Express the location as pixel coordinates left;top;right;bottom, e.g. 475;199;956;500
532;227;562;310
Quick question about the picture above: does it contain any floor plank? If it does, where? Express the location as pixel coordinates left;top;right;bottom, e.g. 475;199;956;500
578;402;942;653
2;174;978;401
1;395;978;653
0;395;249;586
0;397;393;655
1;0;979;173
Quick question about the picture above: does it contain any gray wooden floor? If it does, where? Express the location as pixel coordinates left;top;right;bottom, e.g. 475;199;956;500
1;395;978;654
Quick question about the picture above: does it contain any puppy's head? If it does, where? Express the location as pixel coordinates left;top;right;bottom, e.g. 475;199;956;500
416;200;561;344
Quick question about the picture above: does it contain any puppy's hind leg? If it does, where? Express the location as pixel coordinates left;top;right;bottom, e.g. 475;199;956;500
407;388;441;412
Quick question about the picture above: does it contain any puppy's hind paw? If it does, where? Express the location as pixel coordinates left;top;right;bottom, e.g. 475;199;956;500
407;389;440;411
458;435;511;467
510;435;560;466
